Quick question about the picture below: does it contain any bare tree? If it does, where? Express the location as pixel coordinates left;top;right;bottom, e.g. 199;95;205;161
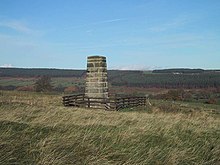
35;76;53;92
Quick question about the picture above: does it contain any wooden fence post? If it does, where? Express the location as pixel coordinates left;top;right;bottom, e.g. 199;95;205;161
87;98;90;108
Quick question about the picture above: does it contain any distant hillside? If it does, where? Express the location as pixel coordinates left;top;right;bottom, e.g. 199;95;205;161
109;70;220;88
0;68;220;89
0;68;85;77
153;68;205;74
153;68;220;74
0;68;142;78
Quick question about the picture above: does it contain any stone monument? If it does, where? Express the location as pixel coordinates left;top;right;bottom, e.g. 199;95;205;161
85;56;108;101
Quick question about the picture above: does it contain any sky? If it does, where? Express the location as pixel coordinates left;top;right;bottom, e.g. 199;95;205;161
0;0;220;70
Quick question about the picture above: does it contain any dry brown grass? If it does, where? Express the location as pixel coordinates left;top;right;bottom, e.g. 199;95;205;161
0;90;220;164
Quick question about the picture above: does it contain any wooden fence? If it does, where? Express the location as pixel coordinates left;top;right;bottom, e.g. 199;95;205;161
62;94;146;110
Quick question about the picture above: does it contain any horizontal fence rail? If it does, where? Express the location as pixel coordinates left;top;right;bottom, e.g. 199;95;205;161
62;94;146;110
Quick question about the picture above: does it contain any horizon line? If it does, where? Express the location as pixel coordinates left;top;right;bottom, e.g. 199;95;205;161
0;66;220;71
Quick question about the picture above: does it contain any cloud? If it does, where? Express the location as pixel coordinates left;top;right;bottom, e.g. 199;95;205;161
0;21;30;33
97;18;125;24
63;18;126;30
0;64;13;68
111;64;159;71
148;15;191;32
0;20;35;34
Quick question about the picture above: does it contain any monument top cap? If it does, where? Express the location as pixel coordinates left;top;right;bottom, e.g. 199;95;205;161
88;55;106;59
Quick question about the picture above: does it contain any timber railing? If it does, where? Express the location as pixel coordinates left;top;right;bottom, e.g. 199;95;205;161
62;94;146;110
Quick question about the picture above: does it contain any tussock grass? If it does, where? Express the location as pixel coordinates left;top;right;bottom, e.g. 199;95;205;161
0;91;220;164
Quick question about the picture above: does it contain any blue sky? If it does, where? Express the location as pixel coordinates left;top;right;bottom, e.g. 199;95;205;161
0;0;220;70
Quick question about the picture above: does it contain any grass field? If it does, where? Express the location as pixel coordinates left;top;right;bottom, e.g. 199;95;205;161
0;91;220;164
0;77;36;86
0;77;85;88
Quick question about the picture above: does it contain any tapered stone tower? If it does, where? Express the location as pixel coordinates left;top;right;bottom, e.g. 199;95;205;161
85;56;108;100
